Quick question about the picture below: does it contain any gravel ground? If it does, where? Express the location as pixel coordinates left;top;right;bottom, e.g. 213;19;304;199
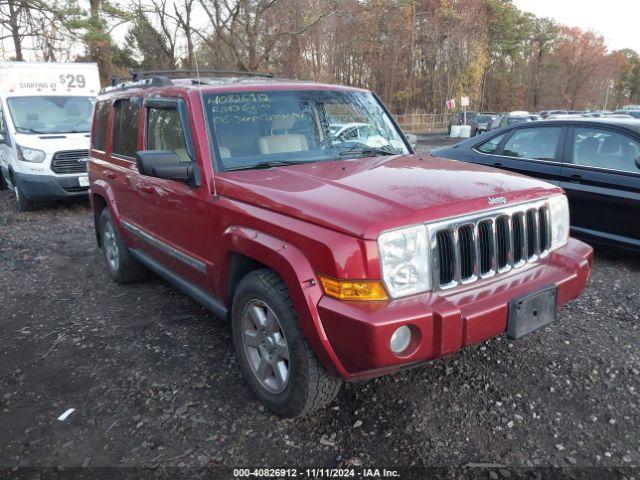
0;140;639;474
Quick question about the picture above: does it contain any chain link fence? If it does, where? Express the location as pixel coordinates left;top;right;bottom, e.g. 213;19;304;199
394;113;451;134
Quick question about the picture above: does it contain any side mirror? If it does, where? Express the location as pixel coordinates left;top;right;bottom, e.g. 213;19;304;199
406;133;418;150
136;151;194;182
636;157;640;170
0;131;6;144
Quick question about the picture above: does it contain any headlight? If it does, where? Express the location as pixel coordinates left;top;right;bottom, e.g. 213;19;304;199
17;144;46;163
378;225;431;298
548;194;570;250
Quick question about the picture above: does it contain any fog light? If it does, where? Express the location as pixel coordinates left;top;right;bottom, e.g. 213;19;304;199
389;325;412;354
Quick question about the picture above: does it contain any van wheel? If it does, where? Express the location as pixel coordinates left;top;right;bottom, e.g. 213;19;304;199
99;209;147;284
232;269;341;417
14;183;35;212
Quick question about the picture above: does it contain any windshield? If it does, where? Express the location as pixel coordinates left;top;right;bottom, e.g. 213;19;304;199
203;90;409;171
7;96;94;134
477;115;493;123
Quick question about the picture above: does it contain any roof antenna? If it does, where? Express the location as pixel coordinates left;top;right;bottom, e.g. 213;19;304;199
193;49;218;199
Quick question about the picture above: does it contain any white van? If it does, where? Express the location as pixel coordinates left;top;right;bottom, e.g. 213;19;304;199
0;62;100;210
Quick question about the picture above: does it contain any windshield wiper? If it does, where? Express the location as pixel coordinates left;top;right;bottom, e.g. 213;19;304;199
226;160;311;171
338;145;397;157
16;127;47;134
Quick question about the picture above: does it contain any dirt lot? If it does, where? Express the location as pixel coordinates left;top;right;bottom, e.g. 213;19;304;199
1;140;639;474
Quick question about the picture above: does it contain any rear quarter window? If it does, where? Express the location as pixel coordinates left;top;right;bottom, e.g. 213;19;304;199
92;101;110;151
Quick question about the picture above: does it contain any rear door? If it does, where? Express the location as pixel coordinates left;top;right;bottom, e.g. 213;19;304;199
559;125;640;248
102;96;145;228
472;125;566;185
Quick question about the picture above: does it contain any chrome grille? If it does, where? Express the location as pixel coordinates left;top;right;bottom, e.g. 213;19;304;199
51;150;89;174
430;200;552;290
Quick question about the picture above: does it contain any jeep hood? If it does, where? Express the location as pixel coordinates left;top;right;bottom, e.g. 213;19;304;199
219;154;562;239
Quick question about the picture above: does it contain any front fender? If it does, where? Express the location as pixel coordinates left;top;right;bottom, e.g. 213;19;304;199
218;225;349;378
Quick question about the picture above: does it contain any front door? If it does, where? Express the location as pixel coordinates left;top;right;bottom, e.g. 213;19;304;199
0;103;10;184
559;125;640;248
129;97;214;291
479;125;566;185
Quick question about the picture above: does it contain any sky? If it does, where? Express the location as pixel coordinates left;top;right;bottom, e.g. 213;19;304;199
513;0;640;53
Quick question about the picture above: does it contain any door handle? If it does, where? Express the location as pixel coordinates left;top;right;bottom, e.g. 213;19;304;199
569;174;582;183
493;162;502;167
138;184;154;194
103;170;116;179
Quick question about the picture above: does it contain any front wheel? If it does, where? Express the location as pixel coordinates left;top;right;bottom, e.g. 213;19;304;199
14;182;35;212
232;269;341;417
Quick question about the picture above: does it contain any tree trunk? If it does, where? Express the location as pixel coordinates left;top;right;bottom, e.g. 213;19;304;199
7;0;23;61
88;0;111;86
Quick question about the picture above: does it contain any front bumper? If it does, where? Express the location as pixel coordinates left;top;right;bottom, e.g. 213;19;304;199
13;171;89;200
318;238;593;380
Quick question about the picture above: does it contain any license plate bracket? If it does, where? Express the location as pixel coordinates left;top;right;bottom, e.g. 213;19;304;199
507;286;558;339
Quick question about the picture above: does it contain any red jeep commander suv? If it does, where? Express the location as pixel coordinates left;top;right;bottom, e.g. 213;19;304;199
88;71;593;417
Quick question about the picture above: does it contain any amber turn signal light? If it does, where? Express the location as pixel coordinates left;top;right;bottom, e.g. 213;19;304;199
319;275;388;301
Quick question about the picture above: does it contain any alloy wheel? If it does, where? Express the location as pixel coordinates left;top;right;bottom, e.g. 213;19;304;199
103;222;120;272
240;299;290;394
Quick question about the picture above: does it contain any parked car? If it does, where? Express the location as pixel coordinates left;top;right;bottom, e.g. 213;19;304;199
469;112;497;136
613;110;640;119
0;62;100;211
545;114;588;120
328;122;389;148
432;118;640;252
606;113;634;119
489;111;532;130
540;110;568;119
89;71;592;417
447;110;477;134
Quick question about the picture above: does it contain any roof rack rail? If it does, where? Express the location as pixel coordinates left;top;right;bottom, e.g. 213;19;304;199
99;68;275;94
100;75;172;94
131;68;274;80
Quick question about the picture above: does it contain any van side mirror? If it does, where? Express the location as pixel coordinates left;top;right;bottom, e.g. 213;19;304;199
136;151;194;183
635;157;640;170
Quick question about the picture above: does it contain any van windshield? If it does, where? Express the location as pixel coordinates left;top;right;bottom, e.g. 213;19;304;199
202;90;409;171
7;96;94;134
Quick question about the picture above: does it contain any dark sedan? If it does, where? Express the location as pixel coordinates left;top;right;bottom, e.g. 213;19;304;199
432;118;640;252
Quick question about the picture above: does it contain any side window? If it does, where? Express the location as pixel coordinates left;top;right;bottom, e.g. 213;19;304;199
92;101;110;151
475;133;506;154
112;98;140;158
146;107;190;162
573;127;640;173
502;127;562;160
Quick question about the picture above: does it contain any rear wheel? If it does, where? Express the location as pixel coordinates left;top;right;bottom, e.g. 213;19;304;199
99;209;147;284
232;269;341;417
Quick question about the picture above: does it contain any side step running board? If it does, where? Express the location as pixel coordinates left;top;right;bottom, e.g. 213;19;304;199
129;248;228;319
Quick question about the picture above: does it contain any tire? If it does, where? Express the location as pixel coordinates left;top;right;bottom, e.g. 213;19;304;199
14;182;35;212
99;209;147;284
0;170;6;191
232;269;341;417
